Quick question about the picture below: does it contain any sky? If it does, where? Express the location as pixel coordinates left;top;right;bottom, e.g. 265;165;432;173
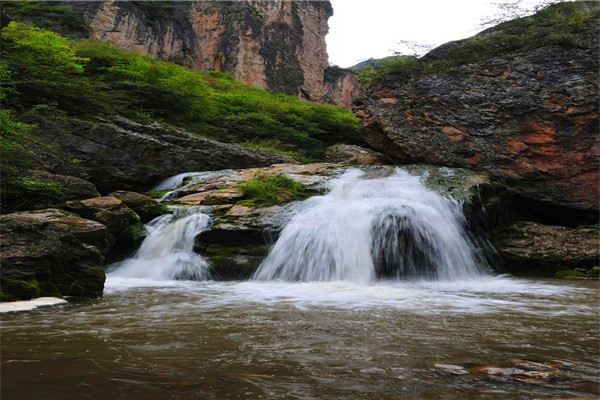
326;0;559;67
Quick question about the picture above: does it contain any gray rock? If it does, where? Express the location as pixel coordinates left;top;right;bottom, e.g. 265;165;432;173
30;116;295;193
494;221;599;275
0;209;110;300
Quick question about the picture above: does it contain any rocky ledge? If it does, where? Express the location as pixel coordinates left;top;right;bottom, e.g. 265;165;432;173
0;193;169;302
494;221;599;277
29;116;295;194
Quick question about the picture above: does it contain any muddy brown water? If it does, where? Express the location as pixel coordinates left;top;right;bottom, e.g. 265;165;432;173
2;276;598;400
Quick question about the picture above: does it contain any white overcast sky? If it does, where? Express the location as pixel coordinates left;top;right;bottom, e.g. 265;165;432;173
326;0;561;67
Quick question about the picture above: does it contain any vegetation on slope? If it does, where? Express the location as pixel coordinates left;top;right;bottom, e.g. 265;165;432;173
0;16;358;211
1;22;358;160
354;1;599;80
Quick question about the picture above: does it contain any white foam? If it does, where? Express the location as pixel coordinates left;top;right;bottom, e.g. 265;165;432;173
254;168;490;282
106;206;211;281
104;275;594;316
0;297;67;313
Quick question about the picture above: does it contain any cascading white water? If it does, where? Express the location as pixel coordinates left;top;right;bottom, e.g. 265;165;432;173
107;206;211;281
253;168;490;283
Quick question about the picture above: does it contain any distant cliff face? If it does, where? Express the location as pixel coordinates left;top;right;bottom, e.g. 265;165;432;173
355;4;599;218
63;0;350;103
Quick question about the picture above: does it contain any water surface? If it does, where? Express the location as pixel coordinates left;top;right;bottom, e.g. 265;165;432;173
2;276;598;400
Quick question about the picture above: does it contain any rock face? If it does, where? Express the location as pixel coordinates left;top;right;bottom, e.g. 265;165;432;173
356;26;599;219
323;70;361;107
64;196;142;248
30;116;294;194
325;144;386;165
108;190;169;223
61;0;351;103
0;209;111;300
494;221;599;276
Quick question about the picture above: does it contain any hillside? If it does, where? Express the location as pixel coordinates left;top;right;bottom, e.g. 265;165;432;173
0;21;359;212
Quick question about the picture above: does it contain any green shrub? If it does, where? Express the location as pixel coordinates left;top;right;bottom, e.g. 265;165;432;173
237;174;309;207
1;1;90;37
575;266;600;278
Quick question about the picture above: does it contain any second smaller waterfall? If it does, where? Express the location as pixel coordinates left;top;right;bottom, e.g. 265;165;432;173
107;206;211;281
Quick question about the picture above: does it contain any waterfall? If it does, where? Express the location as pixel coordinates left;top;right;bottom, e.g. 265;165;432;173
253;168;490;283
107;206;211;281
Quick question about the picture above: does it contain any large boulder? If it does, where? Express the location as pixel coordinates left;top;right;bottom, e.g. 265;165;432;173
355;11;598;223
0;209;112;301
1;170;99;213
64;196;142;249
494;221;599;276
108;190;169;223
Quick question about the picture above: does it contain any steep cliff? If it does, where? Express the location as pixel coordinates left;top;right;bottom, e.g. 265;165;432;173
59;0;339;102
355;3;599;220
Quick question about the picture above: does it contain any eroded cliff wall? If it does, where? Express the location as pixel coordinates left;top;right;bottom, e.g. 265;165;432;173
63;0;340;101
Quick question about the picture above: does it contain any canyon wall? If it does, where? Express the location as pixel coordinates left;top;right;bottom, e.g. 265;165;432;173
63;0;352;103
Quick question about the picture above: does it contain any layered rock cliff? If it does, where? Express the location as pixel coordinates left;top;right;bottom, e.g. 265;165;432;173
355;3;599;221
61;0;351;103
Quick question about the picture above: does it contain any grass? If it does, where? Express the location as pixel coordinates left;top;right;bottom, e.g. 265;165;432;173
1;19;359;162
237;174;310;207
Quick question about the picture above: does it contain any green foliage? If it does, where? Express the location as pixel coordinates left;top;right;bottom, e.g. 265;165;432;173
324;65;353;82
554;269;588;278
1;22;359;161
1;280;42;301
145;189;173;198
575;266;600;278
237;174;309;207
131;1;176;28
137;201;170;221
0;22;102;114
1;1;90;37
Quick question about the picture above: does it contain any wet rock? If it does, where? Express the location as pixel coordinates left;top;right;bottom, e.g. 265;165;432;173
2;170;100;213
64;196;142;249
109;190;169;223
0;209;109;300
177;188;245;206
494;222;599;276
468;366;525;377
325;144;385;165
31;170;99;201
509;358;560;371
433;364;469;375
50;215;114;256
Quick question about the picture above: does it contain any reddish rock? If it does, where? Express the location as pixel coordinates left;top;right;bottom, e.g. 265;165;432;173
355;22;598;219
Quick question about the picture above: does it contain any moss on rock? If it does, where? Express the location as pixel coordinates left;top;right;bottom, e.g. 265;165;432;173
1;280;41;301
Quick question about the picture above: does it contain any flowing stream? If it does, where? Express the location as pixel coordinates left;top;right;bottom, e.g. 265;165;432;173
1;168;598;399
107;206;211;281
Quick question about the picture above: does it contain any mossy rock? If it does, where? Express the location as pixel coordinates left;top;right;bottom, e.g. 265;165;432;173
1;280;41;301
554;270;589;279
109;190;170;223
